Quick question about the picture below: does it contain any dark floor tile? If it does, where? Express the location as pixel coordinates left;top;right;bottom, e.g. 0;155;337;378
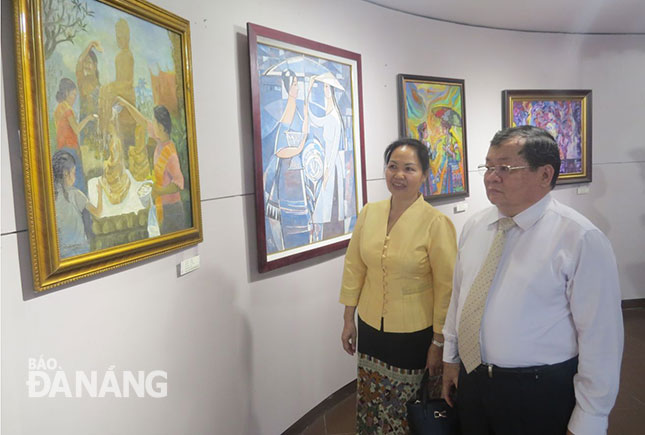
300;417;326;435
325;394;356;435
609;408;645;435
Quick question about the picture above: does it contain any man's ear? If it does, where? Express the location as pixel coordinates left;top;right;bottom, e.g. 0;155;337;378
541;165;555;187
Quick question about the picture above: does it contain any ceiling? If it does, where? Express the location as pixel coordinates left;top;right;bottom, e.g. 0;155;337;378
363;0;645;34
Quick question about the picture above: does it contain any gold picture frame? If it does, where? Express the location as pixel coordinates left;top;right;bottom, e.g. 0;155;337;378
502;89;592;184
13;0;202;291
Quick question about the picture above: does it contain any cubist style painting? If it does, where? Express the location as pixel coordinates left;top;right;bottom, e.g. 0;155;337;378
249;23;366;272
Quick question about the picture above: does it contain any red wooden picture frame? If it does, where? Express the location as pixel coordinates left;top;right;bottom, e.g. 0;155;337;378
247;23;367;272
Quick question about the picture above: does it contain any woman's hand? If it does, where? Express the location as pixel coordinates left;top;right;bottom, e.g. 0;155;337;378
341;319;357;356
426;342;443;376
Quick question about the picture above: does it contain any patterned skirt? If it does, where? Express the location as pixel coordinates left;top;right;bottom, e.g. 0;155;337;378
356;317;441;434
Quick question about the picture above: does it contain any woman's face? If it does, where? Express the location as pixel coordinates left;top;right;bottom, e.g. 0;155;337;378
153;119;168;140
324;83;331;98
83;57;96;75
385;145;426;200
63;167;76;188
66;88;77;105
288;77;299;98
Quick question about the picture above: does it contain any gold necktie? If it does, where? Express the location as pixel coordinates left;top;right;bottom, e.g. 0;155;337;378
458;217;516;373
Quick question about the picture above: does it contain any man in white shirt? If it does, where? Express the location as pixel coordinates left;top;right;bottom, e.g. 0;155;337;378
442;126;623;435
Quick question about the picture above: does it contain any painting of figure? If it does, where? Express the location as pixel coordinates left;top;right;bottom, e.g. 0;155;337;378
43;0;193;258
14;0;201;290
248;24;366;272
502;90;592;184
398;75;469;200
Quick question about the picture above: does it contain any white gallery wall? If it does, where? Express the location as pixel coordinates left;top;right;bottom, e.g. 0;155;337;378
1;0;644;433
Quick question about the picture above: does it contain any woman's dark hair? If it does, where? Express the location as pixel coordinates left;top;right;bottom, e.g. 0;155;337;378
281;69;296;92
153;105;172;136
56;78;76;103
52;150;76;201
490;125;561;188
383;138;430;174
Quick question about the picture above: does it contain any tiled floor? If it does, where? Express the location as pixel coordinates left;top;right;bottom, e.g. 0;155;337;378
297;307;645;435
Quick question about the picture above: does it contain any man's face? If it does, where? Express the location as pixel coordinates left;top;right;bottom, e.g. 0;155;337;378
484;139;548;216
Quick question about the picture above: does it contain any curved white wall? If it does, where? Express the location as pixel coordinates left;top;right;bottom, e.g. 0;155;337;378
2;0;644;434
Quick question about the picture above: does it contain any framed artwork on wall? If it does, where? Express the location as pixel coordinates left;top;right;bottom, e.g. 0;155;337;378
397;74;469;200
13;0;202;291
502;89;592;184
247;23;367;273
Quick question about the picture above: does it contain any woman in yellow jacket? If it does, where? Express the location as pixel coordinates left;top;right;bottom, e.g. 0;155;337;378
340;138;457;434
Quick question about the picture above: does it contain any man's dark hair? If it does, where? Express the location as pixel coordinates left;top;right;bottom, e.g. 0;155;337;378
384;138;430;174
490;125;561;188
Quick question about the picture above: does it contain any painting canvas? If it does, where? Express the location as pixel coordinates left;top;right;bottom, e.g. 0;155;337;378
248;23;366;272
14;0;202;290
398;74;469;200
502;90;592;184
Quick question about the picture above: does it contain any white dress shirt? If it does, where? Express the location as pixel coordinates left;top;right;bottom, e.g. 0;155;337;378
443;193;624;435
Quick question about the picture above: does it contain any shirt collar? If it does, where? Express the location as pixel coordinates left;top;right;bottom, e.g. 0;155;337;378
486;193;553;231
388;193;425;212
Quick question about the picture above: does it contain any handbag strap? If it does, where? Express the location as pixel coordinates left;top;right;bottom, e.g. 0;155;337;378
416;369;431;407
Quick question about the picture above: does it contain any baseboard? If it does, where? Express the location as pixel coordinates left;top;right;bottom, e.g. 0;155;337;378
622;298;645;309
282;379;357;435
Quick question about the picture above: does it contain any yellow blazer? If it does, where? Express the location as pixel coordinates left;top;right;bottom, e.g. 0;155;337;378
339;195;457;333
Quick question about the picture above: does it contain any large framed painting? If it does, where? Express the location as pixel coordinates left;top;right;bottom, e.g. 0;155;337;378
247;23;367;273
502;89;592;184
398;74;469;200
13;0;202;291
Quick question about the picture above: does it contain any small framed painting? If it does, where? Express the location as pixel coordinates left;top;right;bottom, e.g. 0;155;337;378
502;89;592;184
13;0;202;290
248;23;367;272
398;74;469;200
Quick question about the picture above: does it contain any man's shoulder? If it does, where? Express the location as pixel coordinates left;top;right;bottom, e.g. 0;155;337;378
459;206;497;242
548;199;602;234
464;205;497;228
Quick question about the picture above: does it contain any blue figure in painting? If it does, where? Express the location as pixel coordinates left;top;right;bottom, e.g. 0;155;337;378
306;73;346;242
263;69;311;253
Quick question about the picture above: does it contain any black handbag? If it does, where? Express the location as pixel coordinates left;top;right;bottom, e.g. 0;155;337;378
406;370;458;435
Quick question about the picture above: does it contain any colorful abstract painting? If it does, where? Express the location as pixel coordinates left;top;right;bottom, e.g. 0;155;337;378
248;24;366;272
398;75;469;200
14;0;202;290
503;90;592;184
